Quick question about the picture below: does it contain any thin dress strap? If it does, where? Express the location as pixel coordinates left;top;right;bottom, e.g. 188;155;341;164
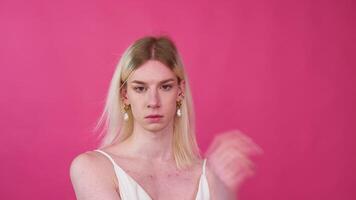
94;149;117;167
196;158;210;200
202;159;207;175
93;149;153;200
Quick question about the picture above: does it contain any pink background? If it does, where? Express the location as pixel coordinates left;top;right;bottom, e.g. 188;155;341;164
1;0;355;199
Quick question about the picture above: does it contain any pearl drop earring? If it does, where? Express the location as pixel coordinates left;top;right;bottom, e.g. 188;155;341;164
123;104;130;121
176;101;182;117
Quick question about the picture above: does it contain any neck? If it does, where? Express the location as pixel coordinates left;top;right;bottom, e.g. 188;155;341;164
120;121;175;162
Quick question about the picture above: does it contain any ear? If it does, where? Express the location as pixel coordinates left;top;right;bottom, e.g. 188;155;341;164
120;86;129;105
177;79;185;101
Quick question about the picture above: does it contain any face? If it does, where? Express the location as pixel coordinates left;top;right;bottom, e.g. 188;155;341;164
122;60;185;133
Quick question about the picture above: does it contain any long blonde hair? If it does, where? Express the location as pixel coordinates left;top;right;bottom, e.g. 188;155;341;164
95;36;201;168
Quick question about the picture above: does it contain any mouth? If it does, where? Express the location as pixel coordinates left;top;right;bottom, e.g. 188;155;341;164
145;115;163;123
145;114;163;119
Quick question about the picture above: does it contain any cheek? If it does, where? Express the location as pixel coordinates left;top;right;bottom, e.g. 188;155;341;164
126;92;144;115
163;94;178;113
127;90;142;104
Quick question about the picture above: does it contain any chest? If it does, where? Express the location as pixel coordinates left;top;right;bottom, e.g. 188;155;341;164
114;160;202;200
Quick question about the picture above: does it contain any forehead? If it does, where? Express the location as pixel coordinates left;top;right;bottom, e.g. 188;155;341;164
128;60;177;83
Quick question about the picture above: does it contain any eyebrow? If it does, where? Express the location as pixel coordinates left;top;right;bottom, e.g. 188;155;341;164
131;78;176;85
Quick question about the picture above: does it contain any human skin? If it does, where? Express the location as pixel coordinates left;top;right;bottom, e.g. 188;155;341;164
70;60;261;200
121;59;185;151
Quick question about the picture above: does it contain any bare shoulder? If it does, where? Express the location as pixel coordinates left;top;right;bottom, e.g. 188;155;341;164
70;151;120;200
70;151;99;172
70;151;108;181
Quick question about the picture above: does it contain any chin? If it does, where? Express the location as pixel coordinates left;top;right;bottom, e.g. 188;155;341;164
144;123;170;133
145;125;165;132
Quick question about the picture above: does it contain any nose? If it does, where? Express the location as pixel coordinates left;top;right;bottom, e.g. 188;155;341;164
147;88;161;109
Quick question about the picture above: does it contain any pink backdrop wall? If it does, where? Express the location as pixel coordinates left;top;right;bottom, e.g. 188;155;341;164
1;0;355;199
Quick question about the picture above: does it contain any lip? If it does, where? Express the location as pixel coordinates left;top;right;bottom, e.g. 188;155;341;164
145;115;163;123
145;115;163;118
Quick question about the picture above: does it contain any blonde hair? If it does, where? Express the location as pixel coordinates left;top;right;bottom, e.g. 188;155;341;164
95;36;201;168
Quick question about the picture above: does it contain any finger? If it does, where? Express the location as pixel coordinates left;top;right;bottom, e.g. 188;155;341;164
225;152;255;172
208;144;249;169
217;136;262;156
206;130;240;155
213;149;254;176
207;139;258;163
225;131;263;155
206;130;263;156
224;166;253;184
231;168;255;188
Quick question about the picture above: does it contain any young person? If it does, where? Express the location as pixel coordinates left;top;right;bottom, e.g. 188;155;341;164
70;36;261;200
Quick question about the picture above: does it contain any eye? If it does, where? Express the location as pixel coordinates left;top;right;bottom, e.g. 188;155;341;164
133;86;146;93
161;84;173;91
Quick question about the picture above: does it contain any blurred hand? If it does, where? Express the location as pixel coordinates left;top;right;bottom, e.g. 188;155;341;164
205;130;263;192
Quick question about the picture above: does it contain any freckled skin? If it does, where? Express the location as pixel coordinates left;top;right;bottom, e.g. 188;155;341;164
71;45;259;200
88;60;205;199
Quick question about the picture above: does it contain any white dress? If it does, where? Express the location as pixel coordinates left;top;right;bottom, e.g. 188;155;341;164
94;149;210;200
